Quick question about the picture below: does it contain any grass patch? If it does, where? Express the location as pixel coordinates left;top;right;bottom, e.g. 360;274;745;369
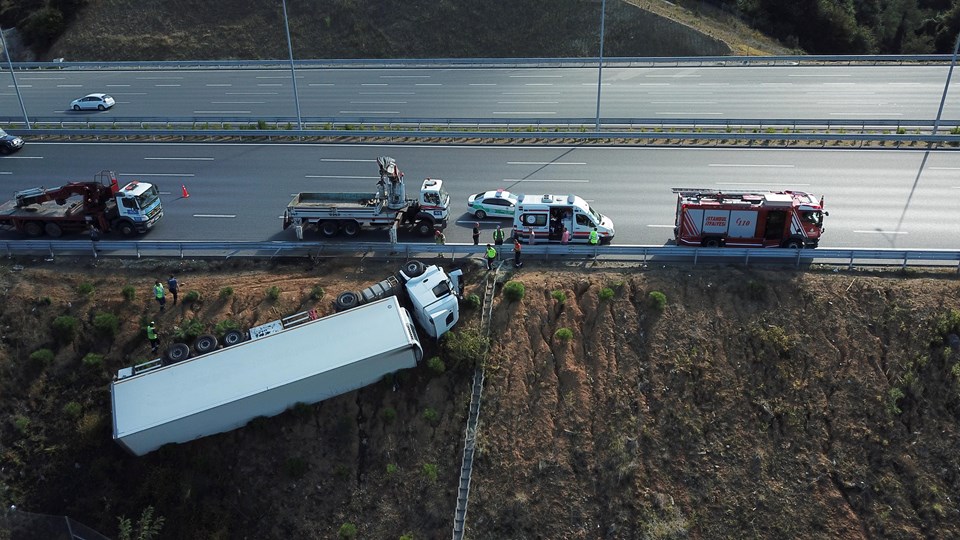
51;315;78;344
173;318;205;342
422;407;439;423
551;290;567;304
465;293;481;310
77;282;94;296
555;328;574;341
381;407;397;424
422;463;439;482
427;356;446;374
503;281;525;302
82;352;105;369
214;319;239;336
266;286;281;301
309;285;325;301
121;285;136;302
441;326;489;369
649;291;667;311
183;290;201;303
599;287;614;301
338;523;358;539
218;286;234;300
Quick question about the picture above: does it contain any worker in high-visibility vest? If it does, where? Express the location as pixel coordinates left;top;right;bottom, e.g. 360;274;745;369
154;280;166;312
146;321;159;354
485;244;497;271
589;227;600;246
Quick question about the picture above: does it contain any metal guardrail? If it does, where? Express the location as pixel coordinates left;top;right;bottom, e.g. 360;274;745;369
6;55;960;71
5;240;960;271
6;128;960;146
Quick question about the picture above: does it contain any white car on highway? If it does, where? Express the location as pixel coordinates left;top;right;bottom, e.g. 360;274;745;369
70;93;116;111
467;189;519;219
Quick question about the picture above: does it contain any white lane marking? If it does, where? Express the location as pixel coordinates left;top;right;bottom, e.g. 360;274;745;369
257;83;283;87
17;77;65;80
760;83;794;87
119;173;196;177
7;85;31;88
211;101;265;104
381;75;430;78
502;91;560;95
306;175;378;179
828;112;903;116
319;158;371;162
359;92;414;95
349;101;408;104
361;83;388;86
338;110;399;114
646;74;700;78
137;76;183;80
256;76;290;79
106;84;131;87
709;164;795;168
716;182;809;186
648;224;675;228
631;83;669;86
510;75;562;78
155;84;181;87
698;83;730;86
308;83;334;86
502;178;589;183
56;84;83;87
192;110;251;113
524;83;554;86
193;214;236;218
887;82;924;86
656;111;723;115
158;191;173;195
853;230;908;234
108;92;148;95
415;83;441;86
206;84;232;87
651;101;717;104
225;92;278;95
1;156;43;159
788;74;850;77
492;111;557;115
497;101;559;104
507;161;585;165
0;172;11;174
931;167;960;170
470;83;497;86
144;157;214;161
115;101;132;104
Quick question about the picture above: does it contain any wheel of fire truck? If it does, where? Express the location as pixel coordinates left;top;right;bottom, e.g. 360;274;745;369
22;221;43;237
783;238;804;249
415;220;434;237
335;291;360;312
194;334;219;355
474;209;486;219
44;222;63;238
113;219;136;237
319;221;339;237
165;343;190;363
402;260;425;278
222;329;246;347
701;237;722;248
340;220;360;237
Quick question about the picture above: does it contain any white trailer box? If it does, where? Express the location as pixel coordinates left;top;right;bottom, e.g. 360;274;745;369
111;296;422;456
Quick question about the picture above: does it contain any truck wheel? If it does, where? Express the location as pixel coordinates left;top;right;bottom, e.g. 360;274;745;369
320;221;339;237
116;220;136;237
341;221;360;237
194;334;218;355
166;343;190;363
784;239;803;249
222;329;245;347
402;260;425;278
416;221;434;237
44;222;63;237
23;222;43;237
702;237;722;248
335;291;360;311
474;209;486;219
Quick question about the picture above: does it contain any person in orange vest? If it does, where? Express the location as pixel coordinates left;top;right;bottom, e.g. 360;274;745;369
513;238;523;268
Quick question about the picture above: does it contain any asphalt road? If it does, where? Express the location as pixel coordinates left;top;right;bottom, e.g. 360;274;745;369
0;142;957;249
2;65;959;121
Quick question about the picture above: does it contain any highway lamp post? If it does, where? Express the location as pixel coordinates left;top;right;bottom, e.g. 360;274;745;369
0;27;30;129
281;0;303;130
594;0;606;132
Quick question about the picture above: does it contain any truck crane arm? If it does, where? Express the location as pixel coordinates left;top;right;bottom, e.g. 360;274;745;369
15;181;117;209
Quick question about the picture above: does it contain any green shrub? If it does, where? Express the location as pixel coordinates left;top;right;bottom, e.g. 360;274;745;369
422;408;439;423
93;312;120;338
934;309;960;337
503;281;525;302
13;415;30;435
283;457;308;479
422;463;438;482
310;285;325;301
51;315;78;343
649;291;667;311
184;290;201;303
82;352;105;369
214;319;239;337
121;285;136;302
441;327;489;369
219;286;234;300
551;290;567;304
173;318;205;342
20;7;65;48
427;356;446;374
386;463;399;475
266;286;281;301
887;387;905;415
381;407;397;424
29;348;55;368
256;120;268;130
555;328;574;341
599;287;614;301
399;535;414;540
745;280;767;301
63;401;82;418
338;523;358;540
77;282;94;296
465;293;481;309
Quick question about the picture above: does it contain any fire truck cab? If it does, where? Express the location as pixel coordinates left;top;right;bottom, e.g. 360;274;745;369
673;187;826;248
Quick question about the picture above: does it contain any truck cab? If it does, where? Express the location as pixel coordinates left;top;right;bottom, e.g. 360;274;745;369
418;178;450;229
112;179;164;234
400;263;462;339
514;194;615;244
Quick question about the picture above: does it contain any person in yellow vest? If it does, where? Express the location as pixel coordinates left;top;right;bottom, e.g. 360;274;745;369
589;227;600;246
485;244;497;271
154;280;166;312
146;321;159;354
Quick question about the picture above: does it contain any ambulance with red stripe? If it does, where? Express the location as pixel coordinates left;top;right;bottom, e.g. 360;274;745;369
513;193;615;244
673;187;826;248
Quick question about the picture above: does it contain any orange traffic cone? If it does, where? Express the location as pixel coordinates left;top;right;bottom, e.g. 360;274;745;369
181;184;190;198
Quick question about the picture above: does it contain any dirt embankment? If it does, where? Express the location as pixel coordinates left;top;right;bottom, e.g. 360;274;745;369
0;258;958;539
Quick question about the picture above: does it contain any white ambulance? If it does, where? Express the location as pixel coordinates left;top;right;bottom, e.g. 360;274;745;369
512;194;615;244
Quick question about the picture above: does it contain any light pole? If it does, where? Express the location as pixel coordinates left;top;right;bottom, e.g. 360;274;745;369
594;0;606;132
281;0;303;130
0;27;30;129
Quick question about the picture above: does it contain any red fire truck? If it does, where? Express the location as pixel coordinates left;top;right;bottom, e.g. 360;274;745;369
673;187;826;248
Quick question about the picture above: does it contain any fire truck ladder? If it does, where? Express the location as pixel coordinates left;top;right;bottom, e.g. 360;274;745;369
451;261;500;540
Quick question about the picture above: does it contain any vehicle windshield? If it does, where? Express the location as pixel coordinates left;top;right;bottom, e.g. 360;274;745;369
439;187;450;204
587;204;602;223
136;185;160;210
802;211;823;227
0;128;9;137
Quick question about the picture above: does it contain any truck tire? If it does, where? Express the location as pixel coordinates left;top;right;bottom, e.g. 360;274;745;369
416;221;434;237
341;220;360;237
320;221;339;237
701;237;722;248
335;291;360;312
194;334;218;355
402;260;425;278
115;220;136;237
166;343;190;363
44;222;63;237
783;239;803;249
222;329;245;347
23;221;43;237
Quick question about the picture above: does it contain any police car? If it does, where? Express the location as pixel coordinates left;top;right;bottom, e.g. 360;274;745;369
466;189;519;219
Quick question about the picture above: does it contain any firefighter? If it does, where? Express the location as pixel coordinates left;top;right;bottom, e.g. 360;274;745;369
589;227;599;246
146;321;159;354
